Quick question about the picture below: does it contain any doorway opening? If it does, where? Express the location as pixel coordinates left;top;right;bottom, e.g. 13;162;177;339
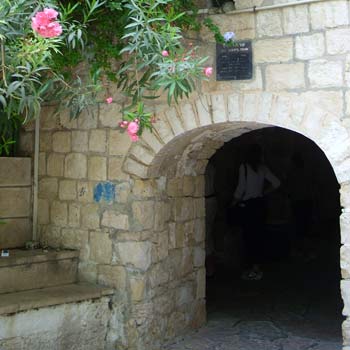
204;126;343;348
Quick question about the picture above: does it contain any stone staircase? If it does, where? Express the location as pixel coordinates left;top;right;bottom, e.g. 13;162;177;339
0;249;114;350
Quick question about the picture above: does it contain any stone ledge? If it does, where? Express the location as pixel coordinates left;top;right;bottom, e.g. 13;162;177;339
0;283;114;316
0;249;79;268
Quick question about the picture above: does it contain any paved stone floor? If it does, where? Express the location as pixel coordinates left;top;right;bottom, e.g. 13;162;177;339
165;237;344;350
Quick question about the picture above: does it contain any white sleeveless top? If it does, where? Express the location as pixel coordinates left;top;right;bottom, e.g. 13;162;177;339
234;163;280;201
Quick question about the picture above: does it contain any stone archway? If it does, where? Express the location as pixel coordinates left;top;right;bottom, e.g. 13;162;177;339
121;92;350;348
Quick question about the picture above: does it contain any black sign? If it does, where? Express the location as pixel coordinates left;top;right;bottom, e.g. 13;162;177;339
216;41;253;81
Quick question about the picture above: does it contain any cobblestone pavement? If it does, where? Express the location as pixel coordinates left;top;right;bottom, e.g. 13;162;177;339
165;239;344;350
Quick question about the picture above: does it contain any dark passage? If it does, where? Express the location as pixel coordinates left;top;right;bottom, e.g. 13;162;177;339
203;127;344;349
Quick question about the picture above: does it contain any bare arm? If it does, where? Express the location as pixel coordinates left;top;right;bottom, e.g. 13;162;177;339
232;164;246;204
263;165;281;195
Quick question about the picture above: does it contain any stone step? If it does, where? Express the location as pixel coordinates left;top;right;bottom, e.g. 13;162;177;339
0;283;114;350
0;282;114;316
0;249;79;294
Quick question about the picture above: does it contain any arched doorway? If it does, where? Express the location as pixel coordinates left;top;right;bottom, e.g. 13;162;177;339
122;92;350;349
204;126;343;349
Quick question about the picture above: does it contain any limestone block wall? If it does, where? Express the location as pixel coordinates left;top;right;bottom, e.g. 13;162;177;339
234;0;308;10
0;297;111;350
19;1;350;349
0;158;32;249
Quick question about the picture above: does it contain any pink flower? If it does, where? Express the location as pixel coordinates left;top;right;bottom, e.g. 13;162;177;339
129;134;139;142
106;97;113;104
32;8;62;38
162;50;169;57
43;8;59;19
118;120;129;128
127;121;139;134
203;67;213;77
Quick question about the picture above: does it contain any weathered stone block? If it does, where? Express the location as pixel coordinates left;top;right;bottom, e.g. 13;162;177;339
167;178;183;197
50;201;67;226
99;103;122;128
39;178;58;199
0;158;31;186
108;157;129;181
38;198;50;225
65;153;87;179
175;198;195;221
202;14;256;47
52;131;71;153
47;153;65;177
68;203;80;228
132;201;154;229
282;5;309;34
234;0;262;10
81;204;100;229
266;63;305;90
39;152;46;176
310;0;349;30
129;277;146;301
117;241;152;271
40;132;52;152
132;180;155;198
61;228;88;257
342;280;350;316
193;247;205;268
308;59;343;88
109;130;132;156
194;219;205;243
0;297;111;350
0;188;31;218
123;158;148;178
196;268;206;299
98;265;126;289
77;110;98;129
295;33;325;60
115;182;130;204
101;211;129;230
0;218;31;249
90;231;112;264
129;144;154;166
176;284;194;307
157;230;169;261
77;181;94;203
72;131;88;152
89;129;107;153
256;9;282;37
154;202;171;231
183;176;195;196
88;156;107;181
341;245;350;279
254;38;293;63
326;28;350;55
59;180;76;201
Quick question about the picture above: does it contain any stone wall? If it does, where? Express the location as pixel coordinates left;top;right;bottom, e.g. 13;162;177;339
19;1;350;349
234;0;308;10
0;298;111;350
0;158;32;249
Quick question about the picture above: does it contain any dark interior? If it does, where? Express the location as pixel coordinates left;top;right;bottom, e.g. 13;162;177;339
204;126;344;349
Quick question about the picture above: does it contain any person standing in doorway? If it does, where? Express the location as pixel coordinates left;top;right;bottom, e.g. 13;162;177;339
231;144;281;280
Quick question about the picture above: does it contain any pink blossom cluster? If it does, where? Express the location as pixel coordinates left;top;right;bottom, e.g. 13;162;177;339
203;67;213;77
119;120;140;142
32;8;62;38
162;50;213;78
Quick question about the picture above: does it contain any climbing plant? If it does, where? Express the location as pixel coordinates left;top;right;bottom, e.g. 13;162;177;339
0;0;228;151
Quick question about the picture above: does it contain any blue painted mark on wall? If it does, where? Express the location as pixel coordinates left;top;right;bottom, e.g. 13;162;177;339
94;182;116;203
